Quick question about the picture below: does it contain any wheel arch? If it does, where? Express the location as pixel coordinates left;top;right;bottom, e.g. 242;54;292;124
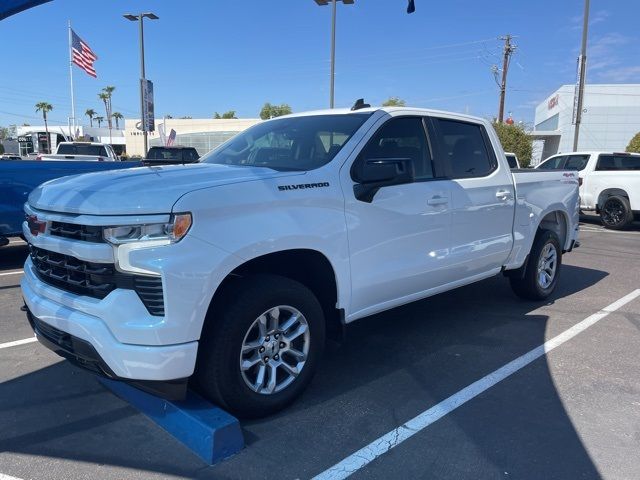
202;249;344;343
596;188;629;212
537;209;570;251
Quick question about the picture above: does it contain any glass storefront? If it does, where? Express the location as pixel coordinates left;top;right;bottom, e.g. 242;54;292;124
149;131;240;156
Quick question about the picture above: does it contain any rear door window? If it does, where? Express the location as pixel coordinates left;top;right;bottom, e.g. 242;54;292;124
432;118;495;178
564;154;590;171
596;154;640;171
538;156;566;170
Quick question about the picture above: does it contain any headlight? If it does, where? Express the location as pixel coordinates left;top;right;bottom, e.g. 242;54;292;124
104;213;192;245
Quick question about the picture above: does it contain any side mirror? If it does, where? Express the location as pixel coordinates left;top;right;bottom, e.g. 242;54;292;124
353;157;414;202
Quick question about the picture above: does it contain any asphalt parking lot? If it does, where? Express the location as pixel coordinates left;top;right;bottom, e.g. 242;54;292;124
1;216;639;480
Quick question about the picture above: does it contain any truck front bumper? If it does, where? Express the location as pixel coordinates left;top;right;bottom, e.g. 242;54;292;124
21;263;198;398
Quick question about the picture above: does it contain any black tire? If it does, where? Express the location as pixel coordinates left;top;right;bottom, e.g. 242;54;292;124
510;230;562;301
600;195;633;230
195;274;325;418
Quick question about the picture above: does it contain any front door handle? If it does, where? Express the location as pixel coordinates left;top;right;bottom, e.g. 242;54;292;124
427;195;448;206
495;189;512;201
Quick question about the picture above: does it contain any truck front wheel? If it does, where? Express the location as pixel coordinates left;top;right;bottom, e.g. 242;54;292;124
195;274;325;418
510;230;562;300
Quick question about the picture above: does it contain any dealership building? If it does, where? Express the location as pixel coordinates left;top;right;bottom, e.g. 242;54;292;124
532;84;640;163
125;118;261;157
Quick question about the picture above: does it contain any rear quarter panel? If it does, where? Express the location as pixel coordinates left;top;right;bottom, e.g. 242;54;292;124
506;169;580;269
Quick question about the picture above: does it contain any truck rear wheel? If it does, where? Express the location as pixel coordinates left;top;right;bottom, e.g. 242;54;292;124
600;195;633;230
510;230;562;301
195;274;325;418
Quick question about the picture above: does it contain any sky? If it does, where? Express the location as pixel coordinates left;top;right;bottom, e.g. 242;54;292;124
1;0;639;129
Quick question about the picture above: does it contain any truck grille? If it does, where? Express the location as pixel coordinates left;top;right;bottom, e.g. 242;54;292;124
49;221;104;243
29;245;165;316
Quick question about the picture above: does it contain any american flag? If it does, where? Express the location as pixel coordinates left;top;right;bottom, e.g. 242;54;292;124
71;29;97;78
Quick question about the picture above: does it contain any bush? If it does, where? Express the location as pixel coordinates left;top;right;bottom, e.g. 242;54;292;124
626;132;640;153
492;122;533;168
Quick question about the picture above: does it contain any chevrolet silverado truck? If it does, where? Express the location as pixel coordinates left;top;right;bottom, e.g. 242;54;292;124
21;106;580;417
537;151;640;229
38;142;119;162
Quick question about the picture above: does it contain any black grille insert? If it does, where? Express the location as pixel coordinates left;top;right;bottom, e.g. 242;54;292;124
29;245;164;316
49;221;104;243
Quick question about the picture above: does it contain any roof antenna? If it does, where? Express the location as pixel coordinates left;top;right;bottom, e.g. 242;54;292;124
351;98;371;111
407;0;416;13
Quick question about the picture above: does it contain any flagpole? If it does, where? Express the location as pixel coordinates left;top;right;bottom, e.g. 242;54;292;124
68;20;77;137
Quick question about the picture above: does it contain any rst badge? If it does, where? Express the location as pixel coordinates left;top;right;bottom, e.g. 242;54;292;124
26;215;46;236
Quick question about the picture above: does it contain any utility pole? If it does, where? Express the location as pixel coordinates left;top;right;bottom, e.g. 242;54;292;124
572;0;590;152
497;34;516;123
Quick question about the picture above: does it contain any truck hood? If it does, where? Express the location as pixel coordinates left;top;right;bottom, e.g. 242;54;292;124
29;163;301;215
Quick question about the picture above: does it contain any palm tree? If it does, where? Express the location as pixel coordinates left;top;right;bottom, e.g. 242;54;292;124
85;108;96;127
35;102;53;153
111;112;123;129
95;116;105;127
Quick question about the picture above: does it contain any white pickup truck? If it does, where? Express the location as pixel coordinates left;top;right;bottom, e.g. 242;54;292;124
537;151;640;229
21;106;580;417
38;142;119;162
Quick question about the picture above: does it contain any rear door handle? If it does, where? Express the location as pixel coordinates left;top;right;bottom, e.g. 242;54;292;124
427;195;448;206
495;189;512;200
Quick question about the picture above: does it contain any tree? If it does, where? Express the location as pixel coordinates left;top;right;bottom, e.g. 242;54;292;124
382;97;406;107
95;116;105;127
85;109;96;127
111;112;123;129
492;121;533;168
35;101;53;153
214;110;237;119
626;132;640;153
259;103;292;120
0;126;9;141
99;86;116;137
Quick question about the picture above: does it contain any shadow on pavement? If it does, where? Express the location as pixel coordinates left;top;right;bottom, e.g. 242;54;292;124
0;243;29;270
0;264;608;480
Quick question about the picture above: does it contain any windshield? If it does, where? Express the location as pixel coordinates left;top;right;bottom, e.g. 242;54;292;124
57;144;108;156
201;113;371;171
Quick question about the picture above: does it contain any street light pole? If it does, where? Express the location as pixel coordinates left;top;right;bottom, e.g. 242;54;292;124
313;0;354;109
572;0;590;152
124;12;158;157
330;0;337;109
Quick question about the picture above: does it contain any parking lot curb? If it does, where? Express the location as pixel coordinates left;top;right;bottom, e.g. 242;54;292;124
98;378;244;464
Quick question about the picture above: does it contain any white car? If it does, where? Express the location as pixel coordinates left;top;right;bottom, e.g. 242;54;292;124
38;142;119;162
21;106;580;417
537;151;640;229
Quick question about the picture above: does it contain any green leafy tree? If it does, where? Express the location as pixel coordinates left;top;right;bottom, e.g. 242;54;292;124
95;116;105;127
382;97;406;107
85;108;96;127
111;112;123;129
0;126;9;141
259;103;292;120
492;121;533;168
35;101;53;153
626;132;640;153
214;110;237;119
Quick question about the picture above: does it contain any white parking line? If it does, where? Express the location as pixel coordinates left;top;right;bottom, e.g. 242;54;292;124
580;226;640;235
0;270;23;277
0;337;36;350
313;289;640;480
0;473;26;480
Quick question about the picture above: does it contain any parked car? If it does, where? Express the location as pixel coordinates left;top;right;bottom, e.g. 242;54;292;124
38;142;119;162
144;146;200;166
1;153;22;160
536;151;640;229
504;152;520;169
21;106;579;417
0;160;141;243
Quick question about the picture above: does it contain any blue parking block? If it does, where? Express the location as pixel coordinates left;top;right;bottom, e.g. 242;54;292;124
98;378;244;464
